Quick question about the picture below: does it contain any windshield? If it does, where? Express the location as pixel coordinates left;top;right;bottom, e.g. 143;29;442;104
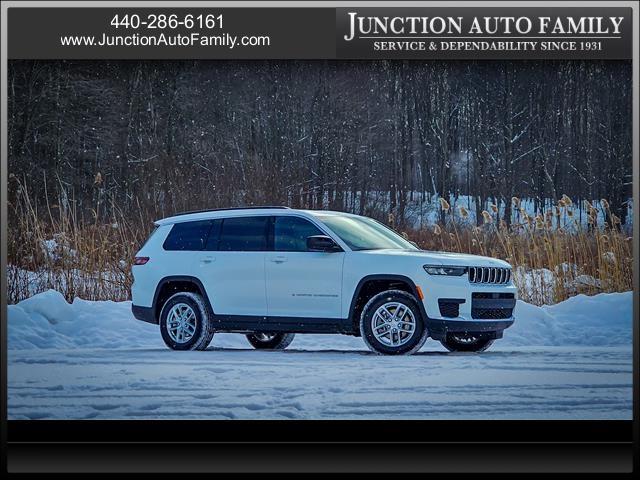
314;214;419;251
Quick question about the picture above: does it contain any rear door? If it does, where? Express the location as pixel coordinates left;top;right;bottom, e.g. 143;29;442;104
159;219;213;296
196;215;269;317
265;215;344;319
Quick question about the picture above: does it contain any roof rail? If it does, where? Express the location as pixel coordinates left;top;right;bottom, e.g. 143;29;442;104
171;206;291;217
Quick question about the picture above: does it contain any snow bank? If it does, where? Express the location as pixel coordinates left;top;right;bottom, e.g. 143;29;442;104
7;289;632;350
8;290;161;350
504;292;632;347
512;265;606;307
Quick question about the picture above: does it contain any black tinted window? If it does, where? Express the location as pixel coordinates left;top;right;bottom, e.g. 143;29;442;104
163;220;212;251
274;216;323;252
204;219;222;251
218;216;269;252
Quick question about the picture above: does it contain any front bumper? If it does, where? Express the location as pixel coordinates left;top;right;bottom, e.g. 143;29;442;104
418;278;517;340
421;278;518;319
426;317;515;341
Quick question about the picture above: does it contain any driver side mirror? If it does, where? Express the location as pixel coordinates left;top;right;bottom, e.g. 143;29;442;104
307;235;341;252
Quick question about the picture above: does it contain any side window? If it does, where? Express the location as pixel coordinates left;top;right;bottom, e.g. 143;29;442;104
163;220;212;251
218;216;269;252
204;219;222;251
274;216;323;252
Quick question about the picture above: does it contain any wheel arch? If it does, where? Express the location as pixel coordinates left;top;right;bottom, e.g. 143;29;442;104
152;276;214;323
348;274;429;334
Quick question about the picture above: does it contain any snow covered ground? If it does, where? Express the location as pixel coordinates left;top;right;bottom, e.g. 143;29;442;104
7;290;634;420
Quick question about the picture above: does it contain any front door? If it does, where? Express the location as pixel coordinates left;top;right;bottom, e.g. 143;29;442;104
265;215;344;319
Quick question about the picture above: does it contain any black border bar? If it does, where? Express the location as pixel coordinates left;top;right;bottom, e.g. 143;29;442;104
7;442;633;473
8;419;632;443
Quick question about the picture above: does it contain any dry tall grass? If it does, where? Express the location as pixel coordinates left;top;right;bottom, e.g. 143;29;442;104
7;176;152;304
407;195;633;305
7;180;633;306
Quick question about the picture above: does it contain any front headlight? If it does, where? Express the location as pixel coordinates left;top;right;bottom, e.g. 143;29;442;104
423;265;466;276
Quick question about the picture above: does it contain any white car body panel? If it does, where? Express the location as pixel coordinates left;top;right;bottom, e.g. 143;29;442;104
265;251;345;318
341;249;515;320
197;251;268;316
132;208;517;330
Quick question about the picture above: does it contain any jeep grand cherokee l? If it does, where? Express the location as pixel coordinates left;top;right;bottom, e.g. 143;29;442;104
131;207;517;355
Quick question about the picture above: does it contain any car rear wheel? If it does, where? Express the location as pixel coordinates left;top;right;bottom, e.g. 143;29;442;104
440;333;494;352
360;290;428;355
159;292;215;351
246;332;295;350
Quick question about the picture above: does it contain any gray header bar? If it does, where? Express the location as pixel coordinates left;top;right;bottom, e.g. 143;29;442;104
6;6;634;60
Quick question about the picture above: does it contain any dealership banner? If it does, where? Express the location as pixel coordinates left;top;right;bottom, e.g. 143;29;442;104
7;6;632;60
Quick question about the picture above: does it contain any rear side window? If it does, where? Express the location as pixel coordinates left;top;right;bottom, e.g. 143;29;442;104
163;220;212;251
274;216;323;252
218;216;269;252
204;219;222;251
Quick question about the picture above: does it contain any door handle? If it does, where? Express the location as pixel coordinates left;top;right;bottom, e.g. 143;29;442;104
201;257;215;264
271;256;287;264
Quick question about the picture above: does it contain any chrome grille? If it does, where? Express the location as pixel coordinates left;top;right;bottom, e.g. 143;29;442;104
468;266;511;284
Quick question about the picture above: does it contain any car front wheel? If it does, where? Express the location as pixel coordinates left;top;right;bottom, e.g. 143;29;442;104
360;290;428;355
440;333;494;352
246;332;295;350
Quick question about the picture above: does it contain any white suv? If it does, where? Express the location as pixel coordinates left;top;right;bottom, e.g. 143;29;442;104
132;207;517;355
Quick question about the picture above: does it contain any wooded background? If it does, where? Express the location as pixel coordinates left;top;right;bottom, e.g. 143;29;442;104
7;59;632;227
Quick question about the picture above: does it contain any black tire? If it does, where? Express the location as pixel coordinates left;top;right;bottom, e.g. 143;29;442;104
159;292;215;351
360;289;428;355
246;332;295;350
440;333;494;353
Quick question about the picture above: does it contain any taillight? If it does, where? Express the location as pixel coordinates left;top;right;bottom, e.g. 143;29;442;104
133;257;150;265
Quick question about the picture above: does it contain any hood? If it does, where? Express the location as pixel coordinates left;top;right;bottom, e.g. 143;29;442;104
357;249;512;268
